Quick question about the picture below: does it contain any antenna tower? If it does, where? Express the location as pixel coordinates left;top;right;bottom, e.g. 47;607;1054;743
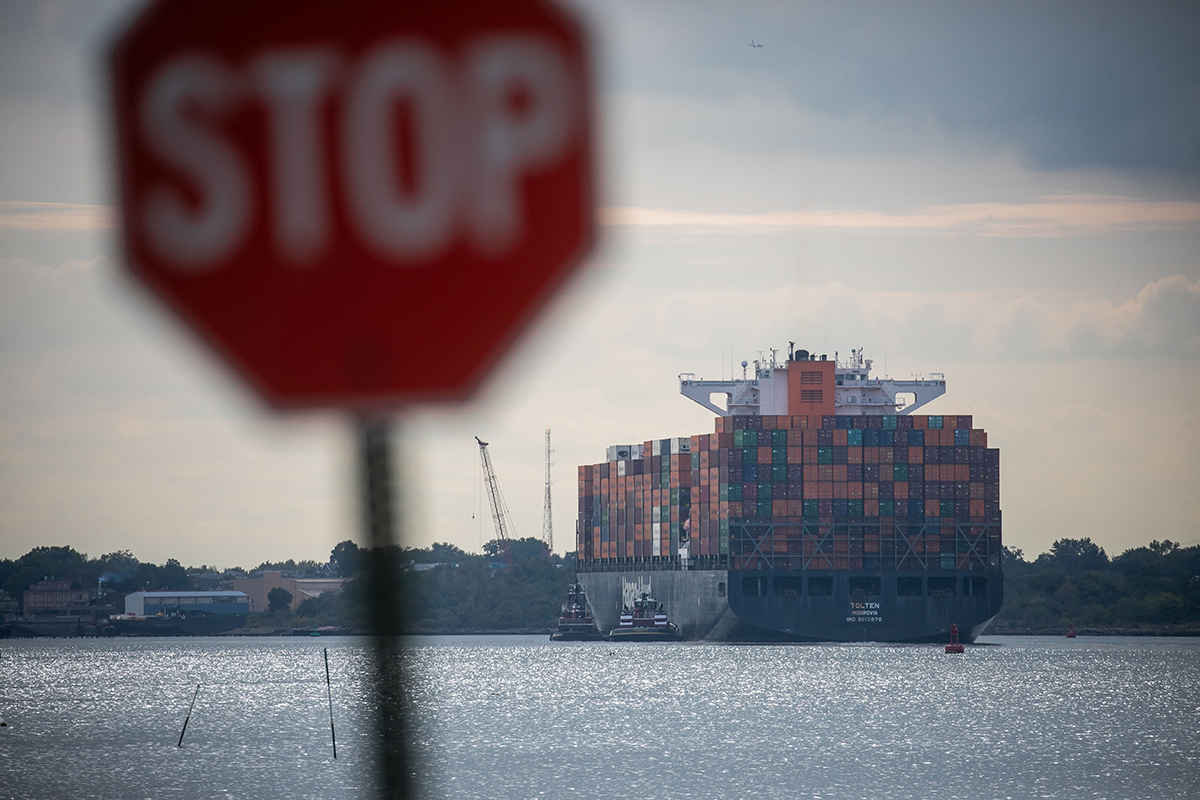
541;428;554;555
474;436;513;563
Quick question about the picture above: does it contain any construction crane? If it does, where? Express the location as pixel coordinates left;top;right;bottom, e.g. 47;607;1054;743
541;428;554;556
475;436;513;563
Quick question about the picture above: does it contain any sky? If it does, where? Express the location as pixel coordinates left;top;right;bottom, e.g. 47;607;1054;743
1;0;1198;569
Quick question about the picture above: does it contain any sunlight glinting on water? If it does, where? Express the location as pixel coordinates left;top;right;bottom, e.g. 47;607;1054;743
1;637;1197;800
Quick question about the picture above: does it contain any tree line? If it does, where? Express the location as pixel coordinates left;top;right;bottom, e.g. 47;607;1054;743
270;537;575;631
994;538;1200;632
0;538;575;632
4;536;1196;633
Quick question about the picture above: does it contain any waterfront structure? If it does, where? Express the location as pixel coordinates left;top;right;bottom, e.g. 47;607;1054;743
23;579;91;618
232;571;344;612
576;346;1003;643
124;590;250;616
9;578;112;637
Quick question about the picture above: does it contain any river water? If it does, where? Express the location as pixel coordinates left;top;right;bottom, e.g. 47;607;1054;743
1;635;1196;800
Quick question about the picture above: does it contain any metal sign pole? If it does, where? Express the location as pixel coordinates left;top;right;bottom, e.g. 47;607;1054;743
358;415;412;799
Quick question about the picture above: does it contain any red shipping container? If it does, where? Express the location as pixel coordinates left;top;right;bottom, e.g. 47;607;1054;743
819;482;834;499
833;429;848;446
894;482;909;499
864;446;879;464
925;499;940;517
914;416;927;430
788;446;802;463
864;482;879;499
803;430;820;446
833;482;849;499
848;482;863;499
909;446;924;463
773;499;788;517
758;446;771;464
804;464;818;482
955;464;970;481
970;499;985;517
848;446;863;464
970;430;987;447
864;499;879;516
833;464;847;482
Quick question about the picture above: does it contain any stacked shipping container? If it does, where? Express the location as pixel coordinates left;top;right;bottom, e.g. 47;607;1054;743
577;413;1001;572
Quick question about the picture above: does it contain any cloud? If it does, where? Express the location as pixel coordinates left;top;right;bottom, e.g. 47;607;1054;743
0;201;115;231
602;195;1200;237
624;275;1200;365
582;0;1200;174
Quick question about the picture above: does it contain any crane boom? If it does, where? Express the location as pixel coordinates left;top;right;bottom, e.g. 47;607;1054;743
475;436;513;562
541;428;553;555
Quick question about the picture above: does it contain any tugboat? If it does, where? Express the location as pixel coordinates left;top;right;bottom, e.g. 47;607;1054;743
550;584;604;641
608;591;683;642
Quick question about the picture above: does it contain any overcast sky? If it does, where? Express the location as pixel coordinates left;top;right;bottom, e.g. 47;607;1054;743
1;0;1197;569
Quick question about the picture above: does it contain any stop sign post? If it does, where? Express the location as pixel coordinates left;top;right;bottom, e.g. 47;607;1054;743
111;1;593;795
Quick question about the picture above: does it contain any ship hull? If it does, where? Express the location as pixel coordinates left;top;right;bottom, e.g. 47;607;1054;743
579;568;1001;643
550;628;605;642
107;614;247;636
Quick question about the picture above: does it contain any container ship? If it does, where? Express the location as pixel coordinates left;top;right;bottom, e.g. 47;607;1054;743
576;345;1003;643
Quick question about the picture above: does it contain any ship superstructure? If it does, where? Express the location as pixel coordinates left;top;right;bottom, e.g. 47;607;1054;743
679;344;945;417
576;345;1003;644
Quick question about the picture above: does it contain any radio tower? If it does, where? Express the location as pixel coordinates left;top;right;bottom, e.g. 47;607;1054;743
541;428;554;555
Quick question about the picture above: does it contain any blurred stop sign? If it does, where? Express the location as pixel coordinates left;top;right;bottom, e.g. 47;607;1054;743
112;0;593;408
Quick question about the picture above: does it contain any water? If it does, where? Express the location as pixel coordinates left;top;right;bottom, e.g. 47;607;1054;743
1;636;1197;800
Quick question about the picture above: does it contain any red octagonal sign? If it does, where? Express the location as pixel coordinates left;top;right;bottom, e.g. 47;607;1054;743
112;0;593;408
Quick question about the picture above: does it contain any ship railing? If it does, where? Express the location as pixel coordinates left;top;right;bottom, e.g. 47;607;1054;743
726;518;1001;572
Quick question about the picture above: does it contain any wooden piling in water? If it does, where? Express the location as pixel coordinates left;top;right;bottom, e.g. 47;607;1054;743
324;648;337;759
177;684;200;747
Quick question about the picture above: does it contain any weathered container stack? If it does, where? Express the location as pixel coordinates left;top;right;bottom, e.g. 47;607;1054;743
577;413;1001;573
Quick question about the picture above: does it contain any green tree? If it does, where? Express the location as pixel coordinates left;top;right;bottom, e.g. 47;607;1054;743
330;540;362;576
267;587;293;613
1043;538;1109;574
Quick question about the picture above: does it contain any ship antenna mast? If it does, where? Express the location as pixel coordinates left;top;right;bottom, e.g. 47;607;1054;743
475;436;513;564
541;428;554;557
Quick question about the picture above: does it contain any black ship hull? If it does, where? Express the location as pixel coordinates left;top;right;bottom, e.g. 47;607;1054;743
550;627;605;641
579;568;1001;643
107;614;247;636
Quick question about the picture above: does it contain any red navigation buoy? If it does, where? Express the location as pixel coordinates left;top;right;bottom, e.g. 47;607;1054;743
945;623;965;653
1066;623;1077;638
